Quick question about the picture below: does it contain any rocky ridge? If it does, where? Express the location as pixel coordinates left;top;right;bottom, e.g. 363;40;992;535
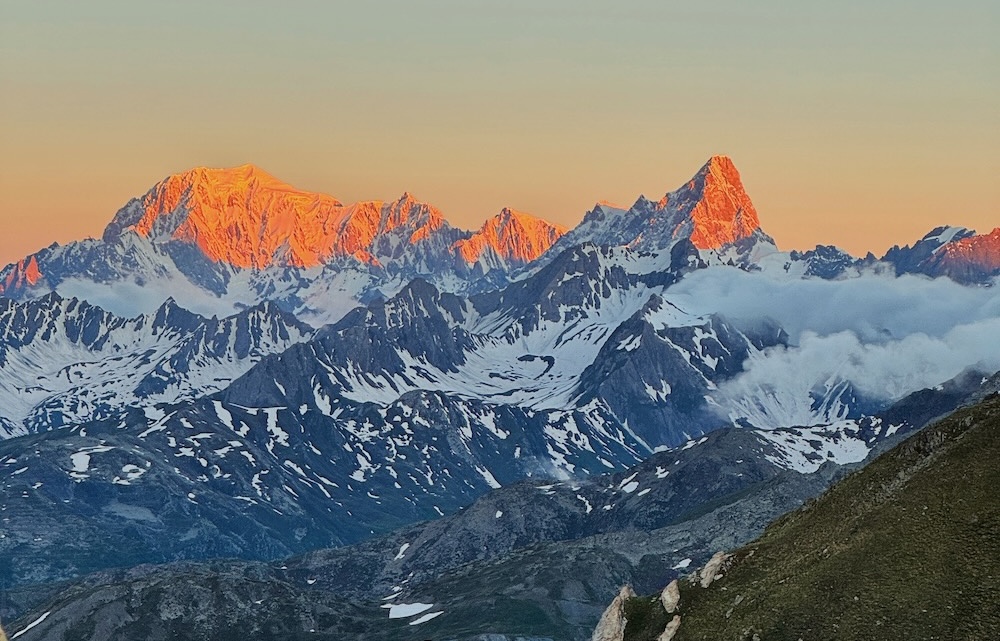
0;293;311;436
5;372;994;640
0;166;569;320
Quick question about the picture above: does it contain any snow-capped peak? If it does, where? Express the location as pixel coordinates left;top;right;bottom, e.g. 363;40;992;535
922;225;975;248
537;156;767;267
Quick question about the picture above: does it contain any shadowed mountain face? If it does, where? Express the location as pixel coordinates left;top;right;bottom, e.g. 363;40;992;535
6;374;995;641
0;293;311;437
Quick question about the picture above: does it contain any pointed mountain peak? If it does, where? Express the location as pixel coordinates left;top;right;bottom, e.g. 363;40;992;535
376;192;446;242
454;208;567;265
37;290;67;307
151;296;203;330
657;155;762;250
389;191;418;210
699;154;740;177
494;207;544;225
538;156;767;263
157;296;181;310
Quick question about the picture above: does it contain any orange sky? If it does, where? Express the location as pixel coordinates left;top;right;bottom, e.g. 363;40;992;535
1;1;997;266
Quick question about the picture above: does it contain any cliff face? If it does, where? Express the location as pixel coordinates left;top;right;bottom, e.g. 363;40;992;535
657;155;762;251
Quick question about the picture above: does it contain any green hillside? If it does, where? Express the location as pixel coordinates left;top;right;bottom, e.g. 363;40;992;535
625;395;1000;641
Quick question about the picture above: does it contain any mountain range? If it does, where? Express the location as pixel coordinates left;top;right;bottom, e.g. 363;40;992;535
2;156;997;441
4;156;997;324
5;370;997;640
0;155;998;639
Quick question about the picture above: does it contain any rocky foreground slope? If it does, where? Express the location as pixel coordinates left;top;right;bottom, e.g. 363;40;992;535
609;392;1000;641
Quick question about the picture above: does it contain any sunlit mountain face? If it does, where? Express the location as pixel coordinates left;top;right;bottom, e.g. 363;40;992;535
99;163;568;270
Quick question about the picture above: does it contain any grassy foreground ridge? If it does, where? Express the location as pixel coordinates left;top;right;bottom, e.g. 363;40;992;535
625;394;1000;641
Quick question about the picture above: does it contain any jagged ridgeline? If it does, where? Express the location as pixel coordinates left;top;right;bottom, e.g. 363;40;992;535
610;393;1000;641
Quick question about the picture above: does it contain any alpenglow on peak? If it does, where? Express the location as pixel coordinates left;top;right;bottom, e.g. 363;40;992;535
97;165;564;270
659;154;762;250
454;208;568;264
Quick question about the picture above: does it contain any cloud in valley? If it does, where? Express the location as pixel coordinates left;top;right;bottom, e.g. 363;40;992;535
664;268;1000;426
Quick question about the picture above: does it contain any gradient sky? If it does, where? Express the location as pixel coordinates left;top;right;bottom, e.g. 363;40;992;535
1;1;997;266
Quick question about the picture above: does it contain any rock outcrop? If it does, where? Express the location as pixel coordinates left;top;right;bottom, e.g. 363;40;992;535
591;585;636;641
660;579;681;614
658;615;682;641
699;551;730;588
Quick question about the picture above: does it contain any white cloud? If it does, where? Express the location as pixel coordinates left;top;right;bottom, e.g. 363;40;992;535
666;268;1000;343
56;276;237;319
664;267;1000;427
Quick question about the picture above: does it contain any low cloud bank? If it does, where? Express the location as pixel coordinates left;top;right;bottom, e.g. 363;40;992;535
666;268;1000;426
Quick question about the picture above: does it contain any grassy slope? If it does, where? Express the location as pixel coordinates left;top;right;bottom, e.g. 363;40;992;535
626;395;1000;641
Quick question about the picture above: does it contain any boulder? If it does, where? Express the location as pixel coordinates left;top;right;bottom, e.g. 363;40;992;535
660;579;681;613
700;551;730;588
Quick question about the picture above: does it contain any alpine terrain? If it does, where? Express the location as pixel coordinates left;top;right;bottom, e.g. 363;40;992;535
0;156;998;639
